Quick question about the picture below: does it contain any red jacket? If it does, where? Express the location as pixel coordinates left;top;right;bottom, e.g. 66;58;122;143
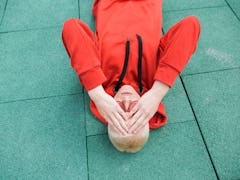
62;0;200;130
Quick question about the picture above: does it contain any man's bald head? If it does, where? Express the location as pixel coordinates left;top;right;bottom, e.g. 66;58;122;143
108;85;149;153
108;123;149;153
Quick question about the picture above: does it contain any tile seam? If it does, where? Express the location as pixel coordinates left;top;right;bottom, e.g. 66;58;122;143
0;92;82;104
0;25;62;34
167;119;194;125
181;67;240;77
78;0;80;19
83;88;90;180
86;119;195;137
0;0;8;26
224;0;240;22
87;132;107;138
180;76;220;180
163;5;227;13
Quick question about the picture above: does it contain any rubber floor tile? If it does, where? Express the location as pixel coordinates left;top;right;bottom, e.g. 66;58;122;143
182;69;240;179
87;121;217;180
79;0;95;31
0;0;78;32
84;77;195;136
0;28;81;103
226;0;240;19
163;0;226;12
0;94;87;180
162;77;195;123
84;93;107;136
163;7;240;75
0;0;7;24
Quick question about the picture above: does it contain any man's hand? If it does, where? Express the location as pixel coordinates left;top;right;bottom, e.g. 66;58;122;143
88;85;128;135
127;81;170;134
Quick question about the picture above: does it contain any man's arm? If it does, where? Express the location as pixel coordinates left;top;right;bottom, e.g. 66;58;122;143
127;80;170;134
88;85;128;135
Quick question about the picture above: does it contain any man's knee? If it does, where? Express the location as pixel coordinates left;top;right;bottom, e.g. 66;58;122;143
62;18;79;36
185;16;200;26
182;16;201;38
62;17;94;41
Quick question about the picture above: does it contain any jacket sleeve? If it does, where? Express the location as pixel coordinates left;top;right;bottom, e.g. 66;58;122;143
154;16;201;88
62;18;107;91
92;0;99;19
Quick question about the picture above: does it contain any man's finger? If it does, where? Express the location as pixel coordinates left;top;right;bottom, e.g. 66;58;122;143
117;107;128;121
129;103;139;117
127;110;142;129
114;112;128;133
111;115;127;135
134;120;148;134
107;116;124;135
111;124;123;135
129;115;147;133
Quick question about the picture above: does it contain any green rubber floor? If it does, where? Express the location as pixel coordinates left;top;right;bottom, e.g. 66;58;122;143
0;0;239;179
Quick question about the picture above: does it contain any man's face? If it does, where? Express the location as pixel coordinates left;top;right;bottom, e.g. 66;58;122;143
114;85;140;113
110;85;149;153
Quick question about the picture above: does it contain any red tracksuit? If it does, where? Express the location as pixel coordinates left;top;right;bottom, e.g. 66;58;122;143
62;0;201;130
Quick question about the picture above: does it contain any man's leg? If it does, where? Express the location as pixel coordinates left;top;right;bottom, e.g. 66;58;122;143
62;18;106;91
154;16;201;88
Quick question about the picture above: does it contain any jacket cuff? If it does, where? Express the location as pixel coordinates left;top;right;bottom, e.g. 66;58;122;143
154;63;179;88
78;66;107;91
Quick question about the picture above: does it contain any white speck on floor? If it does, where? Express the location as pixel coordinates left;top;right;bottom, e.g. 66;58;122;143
206;48;235;66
